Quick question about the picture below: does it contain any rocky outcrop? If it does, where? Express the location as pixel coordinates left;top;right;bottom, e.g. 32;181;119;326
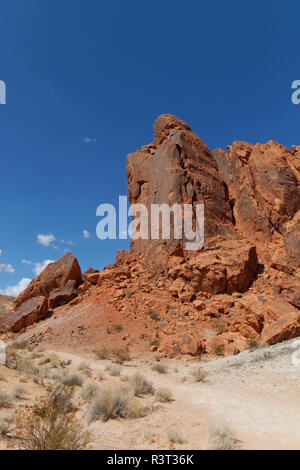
261;312;300;345
127;114;233;271
214;141;300;243
14;253;82;309
9;296;48;333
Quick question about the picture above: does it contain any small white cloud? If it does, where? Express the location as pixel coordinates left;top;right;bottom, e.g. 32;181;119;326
0;249;2;257
33;259;54;276
83;230;91;239
83;137;96;144
60;239;75;246
0;263;15;273
21;259;33;265
0;278;31;297
37;234;55;247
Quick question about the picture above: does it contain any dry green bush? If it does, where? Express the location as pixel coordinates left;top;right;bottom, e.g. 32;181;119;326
210;344;225;357
77;362;92;377
0;411;12;439
94;348;110;360
0;390;11;408
87;385;145;422
81;383;101;402
155;388;173;403
105;363;121;377
152;363;168;374
207;424;241;450
111;346;131;364
190;366;207;383
166;427;184;444
13;385;27;399
124;373;154;397
11;384;91;450
64;373;84;387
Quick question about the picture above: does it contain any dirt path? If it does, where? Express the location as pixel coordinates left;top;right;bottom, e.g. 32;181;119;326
46;338;300;450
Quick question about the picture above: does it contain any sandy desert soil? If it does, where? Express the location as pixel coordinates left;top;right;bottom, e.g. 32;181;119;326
1;337;300;450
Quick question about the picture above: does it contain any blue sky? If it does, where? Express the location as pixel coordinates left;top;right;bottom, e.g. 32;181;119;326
0;0;300;295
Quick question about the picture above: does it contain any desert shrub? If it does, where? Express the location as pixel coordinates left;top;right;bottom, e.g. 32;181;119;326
38;357;51;365
210;344;225;357
97;370;105;381
10;340;28;350
13;385;27;399
87;385;145;422
247;337;265;352
94;348;110;360
207;424;241;450
12;384;91;450
105;364;121;377
155;388;173;403
0;390;11;408
166;427;184;444
111;346;131;364
77;362;92;377
148;310;160;322
113;324;123;333
125;373;154;396
152;363;168;374
81;383;101;402
0;411;12;439
190;366;207;383
215;319;228;334
65;373;84;387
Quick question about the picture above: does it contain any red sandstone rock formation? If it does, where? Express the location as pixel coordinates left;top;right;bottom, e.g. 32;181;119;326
1;115;300;356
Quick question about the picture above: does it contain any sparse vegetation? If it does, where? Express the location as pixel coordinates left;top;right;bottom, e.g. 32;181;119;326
113;324;123;333
94;348;110;360
148;310;160;322
155;388;173;403
81;383;101;402
190;366;207;383
13;384;27;399
77;362;92;377
111;346;131;364
207;424;241;450
0;411;12;439
125;373;154;396
166;427;184;444
105;363;122;377
11;384;91;450
210;344;225;357
215;319;228;334
152;363;168;374
0;390;11;408
87;385;146;422
65;373;84;387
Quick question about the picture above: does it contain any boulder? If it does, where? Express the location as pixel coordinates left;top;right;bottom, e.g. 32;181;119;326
14;253;82;309
261;312;300;345
9;296;48;333
48;280;78;309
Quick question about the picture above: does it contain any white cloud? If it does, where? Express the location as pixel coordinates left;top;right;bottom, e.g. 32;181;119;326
21;259;33;265
60;239;75;246
83;137;96;144
0;249;2;256
83;230;91;239
0;278;31;297
37;234;55;247
33;259;54;276
0;263;15;273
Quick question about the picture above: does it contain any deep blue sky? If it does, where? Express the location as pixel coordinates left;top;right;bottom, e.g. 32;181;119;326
0;0;300;295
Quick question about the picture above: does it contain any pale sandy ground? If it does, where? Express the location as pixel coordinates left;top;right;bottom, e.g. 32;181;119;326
1;338;300;450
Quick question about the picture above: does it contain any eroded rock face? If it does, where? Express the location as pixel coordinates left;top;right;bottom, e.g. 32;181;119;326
14;253;82;309
9;296;48;333
214;141;300;242
127;114;233;271
261;312;300;345
283;210;300;269
167;240;258;297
